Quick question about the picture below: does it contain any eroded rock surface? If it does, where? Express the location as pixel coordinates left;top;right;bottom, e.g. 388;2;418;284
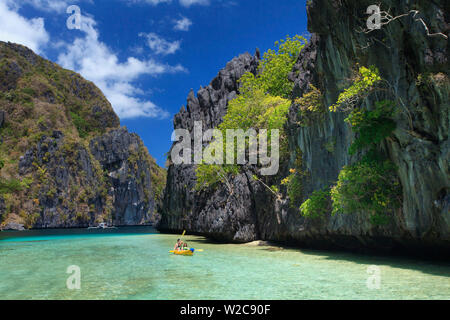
0;41;165;228
160;0;449;256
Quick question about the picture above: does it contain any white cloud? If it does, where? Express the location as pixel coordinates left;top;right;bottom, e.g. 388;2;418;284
123;0;172;6
6;0;90;12
173;16;192;31
57;15;184;119
0;1;49;54
123;0;209;7
100;81;170;118
21;0;71;12
179;0;209;7
139;33;181;55
0;1;185;119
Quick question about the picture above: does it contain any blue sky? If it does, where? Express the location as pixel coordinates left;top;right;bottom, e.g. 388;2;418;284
0;0;308;166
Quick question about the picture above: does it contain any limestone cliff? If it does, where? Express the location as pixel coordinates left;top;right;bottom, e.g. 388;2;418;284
0;41;165;229
159;0;449;256
160;52;261;242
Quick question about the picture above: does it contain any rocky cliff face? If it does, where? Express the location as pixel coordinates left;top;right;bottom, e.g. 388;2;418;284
160;52;262;241
90;127;161;226
279;0;449;253
160;0;449;256
0;41;165;229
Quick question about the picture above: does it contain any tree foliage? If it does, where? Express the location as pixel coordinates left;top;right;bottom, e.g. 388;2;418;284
330;160;402;225
323;66;402;225
300;189;331;219
0;158;32;195
70;111;90;138
295;84;325;126
0;179;23;194
219;89;291;132
330;66;382;112
195;90;291;192
256;35;307;98
238;35;307;99
346;100;396;155
281;167;304;208
195;35;306;193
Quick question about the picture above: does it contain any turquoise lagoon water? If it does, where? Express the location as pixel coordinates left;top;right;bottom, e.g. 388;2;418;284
0;227;449;300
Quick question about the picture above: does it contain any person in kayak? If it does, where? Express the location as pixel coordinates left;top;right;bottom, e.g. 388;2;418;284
183;242;195;253
174;239;183;251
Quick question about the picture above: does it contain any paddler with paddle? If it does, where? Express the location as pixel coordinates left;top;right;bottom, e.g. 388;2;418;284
173;239;183;251
170;230;203;254
173;230;186;251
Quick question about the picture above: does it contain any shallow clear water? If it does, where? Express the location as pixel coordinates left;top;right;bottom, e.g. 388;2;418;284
0;227;449;300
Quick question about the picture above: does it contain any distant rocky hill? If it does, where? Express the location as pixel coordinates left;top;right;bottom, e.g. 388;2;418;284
159;0;449;257
0;41;166;229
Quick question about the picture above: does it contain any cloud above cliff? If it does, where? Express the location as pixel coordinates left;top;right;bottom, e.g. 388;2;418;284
0;0;186;119
124;0;171;5
0;1;49;53
124;0;209;7
0;0;236;119
173;16;192;31
139;32;181;55
57;15;184;119
0;1;188;119
5;0;92;12
179;0;210;7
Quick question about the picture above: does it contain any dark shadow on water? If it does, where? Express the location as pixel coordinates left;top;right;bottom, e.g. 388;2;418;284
322;251;450;278
183;237;230;245
181;234;450;278
264;244;450;278
181;235;450;277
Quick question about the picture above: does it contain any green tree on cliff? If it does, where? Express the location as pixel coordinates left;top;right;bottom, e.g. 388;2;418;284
195;35;307;194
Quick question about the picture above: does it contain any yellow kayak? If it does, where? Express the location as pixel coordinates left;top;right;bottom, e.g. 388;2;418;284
170;249;194;256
